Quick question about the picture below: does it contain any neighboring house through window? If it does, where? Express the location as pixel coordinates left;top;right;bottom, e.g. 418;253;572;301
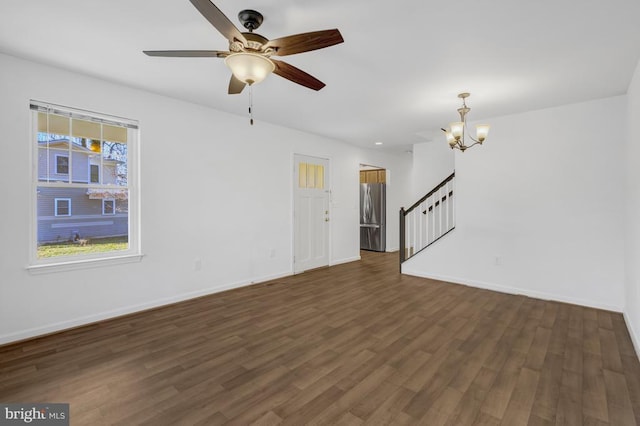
31;101;140;267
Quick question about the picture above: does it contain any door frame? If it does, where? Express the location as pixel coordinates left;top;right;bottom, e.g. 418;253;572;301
291;153;332;274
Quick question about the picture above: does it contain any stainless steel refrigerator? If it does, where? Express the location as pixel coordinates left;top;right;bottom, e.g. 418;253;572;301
360;183;386;251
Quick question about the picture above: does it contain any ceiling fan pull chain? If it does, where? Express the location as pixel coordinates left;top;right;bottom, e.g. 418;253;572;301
249;85;254;125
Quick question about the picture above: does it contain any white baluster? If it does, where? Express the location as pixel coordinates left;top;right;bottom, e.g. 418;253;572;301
451;177;456;230
445;182;449;233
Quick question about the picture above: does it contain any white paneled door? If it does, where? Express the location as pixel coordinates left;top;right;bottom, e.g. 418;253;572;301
294;155;330;274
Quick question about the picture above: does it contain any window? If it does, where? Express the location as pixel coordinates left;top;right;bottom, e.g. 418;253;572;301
102;199;115;215
54;198;71;216
31;101;140;268
90;164;99;183
298;162;325;189
56;155;69;174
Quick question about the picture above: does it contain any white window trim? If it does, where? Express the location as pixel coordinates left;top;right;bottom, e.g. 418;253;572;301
27;253;144;274
54;198;71;217
55;154;69;175
102;198;116;215
29;100;142;272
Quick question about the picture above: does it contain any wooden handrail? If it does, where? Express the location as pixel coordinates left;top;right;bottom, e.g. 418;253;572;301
403;172;455;215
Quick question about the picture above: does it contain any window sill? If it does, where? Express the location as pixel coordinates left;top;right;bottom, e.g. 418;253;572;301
27;253;144;274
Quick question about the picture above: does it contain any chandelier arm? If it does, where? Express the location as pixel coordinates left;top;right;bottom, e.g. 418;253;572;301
462;121;484;144
464;141;481;149
467;135;482;144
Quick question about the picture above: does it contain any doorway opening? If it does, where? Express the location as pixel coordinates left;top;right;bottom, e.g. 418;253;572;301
359;164;387;252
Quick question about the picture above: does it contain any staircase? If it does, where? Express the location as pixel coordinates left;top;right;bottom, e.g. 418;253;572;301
399;172;455;266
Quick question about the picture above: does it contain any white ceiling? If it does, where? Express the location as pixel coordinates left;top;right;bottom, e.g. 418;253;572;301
1;0;639;151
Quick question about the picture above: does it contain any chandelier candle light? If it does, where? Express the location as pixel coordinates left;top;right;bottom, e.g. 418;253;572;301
442;93;490;152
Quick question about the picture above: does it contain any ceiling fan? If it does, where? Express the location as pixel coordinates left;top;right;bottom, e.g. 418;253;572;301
144;0;344;95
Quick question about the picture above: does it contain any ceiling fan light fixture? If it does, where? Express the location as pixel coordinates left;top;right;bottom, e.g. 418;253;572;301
224;52;275;85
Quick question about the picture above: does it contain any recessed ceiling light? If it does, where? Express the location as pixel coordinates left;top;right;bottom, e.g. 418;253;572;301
374;142;383;145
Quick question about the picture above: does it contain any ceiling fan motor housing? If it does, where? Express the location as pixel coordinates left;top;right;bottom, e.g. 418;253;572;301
238;9;263;31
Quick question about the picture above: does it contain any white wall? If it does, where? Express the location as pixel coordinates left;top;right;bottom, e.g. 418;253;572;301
404;96;627;311
0;52;411;344
625;60;640;353
411;140;455;200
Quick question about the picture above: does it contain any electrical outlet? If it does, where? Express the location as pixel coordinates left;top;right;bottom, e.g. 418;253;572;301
194;258;202;271
494;256;502;266
270;249;276;258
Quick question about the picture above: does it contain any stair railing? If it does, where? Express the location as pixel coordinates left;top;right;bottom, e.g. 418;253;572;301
400;172;455;266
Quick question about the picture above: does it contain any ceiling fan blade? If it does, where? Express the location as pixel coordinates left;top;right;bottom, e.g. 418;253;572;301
266;29;344;56
189;0;248;45
143;50;229;58
271;59;326;91
228;75;247;94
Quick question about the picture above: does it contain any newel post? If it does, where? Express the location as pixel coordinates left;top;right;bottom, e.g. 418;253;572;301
399;207;406;272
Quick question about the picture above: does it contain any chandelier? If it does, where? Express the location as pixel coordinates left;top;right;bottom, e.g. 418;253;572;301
442;93;490;152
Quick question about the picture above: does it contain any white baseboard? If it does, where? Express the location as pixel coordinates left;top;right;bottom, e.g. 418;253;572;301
331;256;361;266
402;269;623;313
0;270;292;346
623;311;640;362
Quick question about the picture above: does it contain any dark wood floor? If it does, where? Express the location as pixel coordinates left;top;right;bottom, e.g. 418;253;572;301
1;251;639;425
